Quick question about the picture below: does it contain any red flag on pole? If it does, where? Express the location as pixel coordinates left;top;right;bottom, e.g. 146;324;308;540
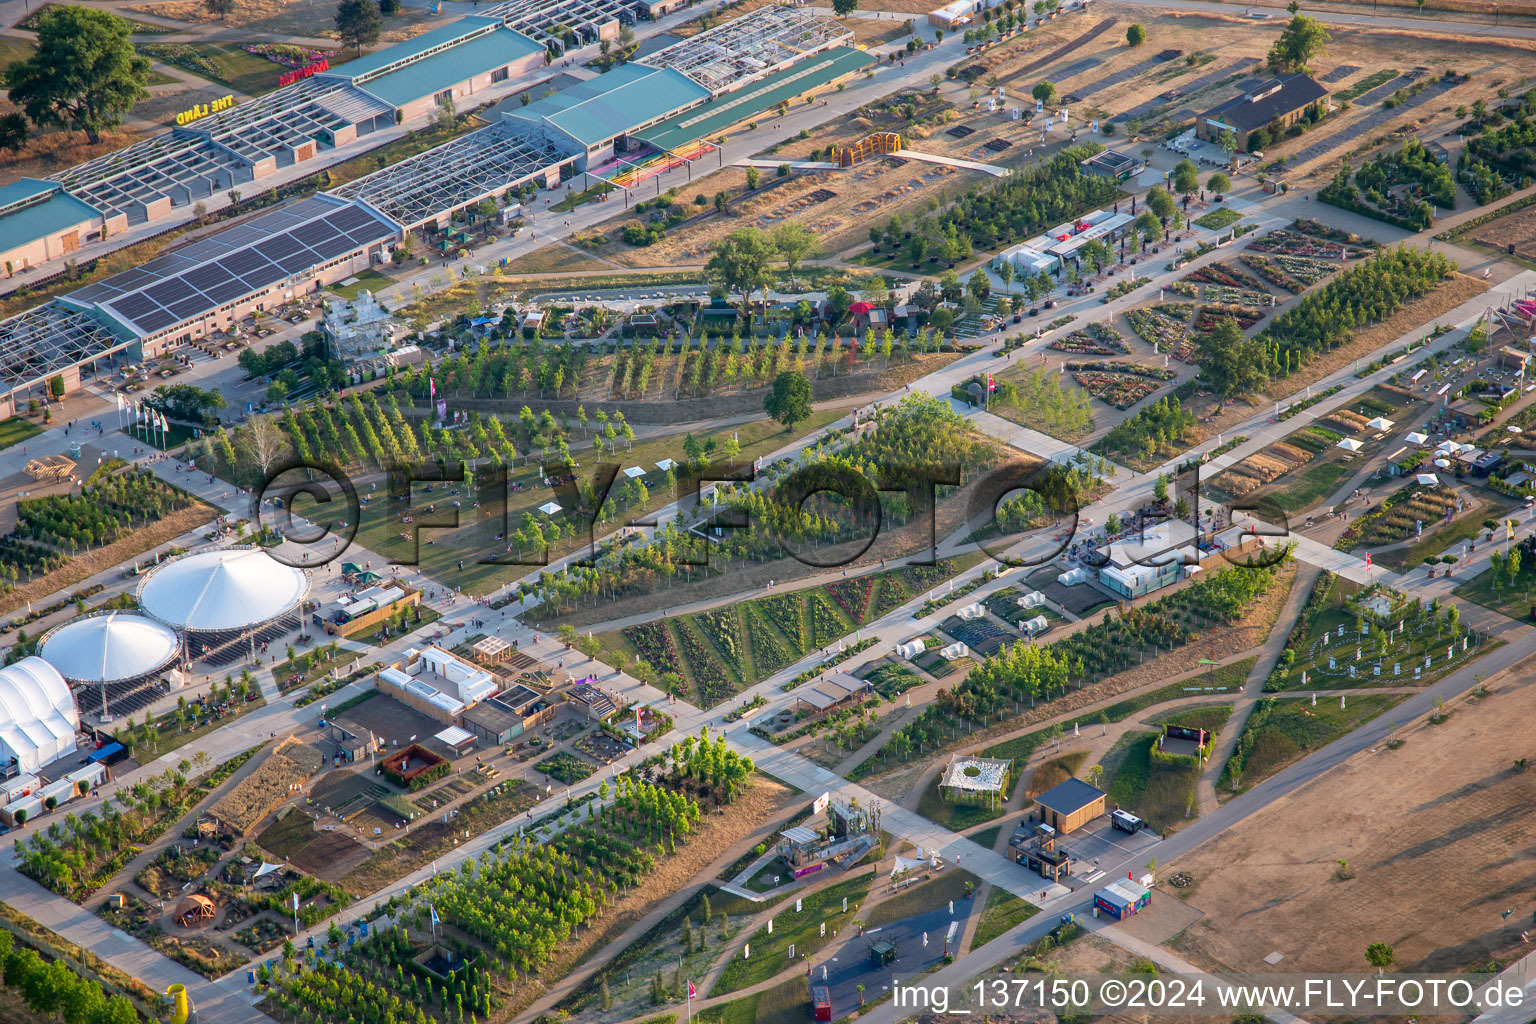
688;981;697;1000
1365;553;1372;570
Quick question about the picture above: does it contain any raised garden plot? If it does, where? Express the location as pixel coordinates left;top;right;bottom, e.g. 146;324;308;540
1049;322;1130;355
1125;303;1196;363
535;751;598;784
1185;262;1268;292
1192;302;1264;335
1239;252;1337;292
1070;363;1176;409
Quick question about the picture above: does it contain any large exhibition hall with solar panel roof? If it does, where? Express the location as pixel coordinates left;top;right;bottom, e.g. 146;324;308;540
0;4;858;416
1;0;1519;1018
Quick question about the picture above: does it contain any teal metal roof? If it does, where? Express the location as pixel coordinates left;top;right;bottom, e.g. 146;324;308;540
640;46;874;153
514;64;710;148
347;17;543;107
0;179;100;249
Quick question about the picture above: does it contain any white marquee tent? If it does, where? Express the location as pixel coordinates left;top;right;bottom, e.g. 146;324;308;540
40;611;180;685
137;547;307;632
0;658;80;775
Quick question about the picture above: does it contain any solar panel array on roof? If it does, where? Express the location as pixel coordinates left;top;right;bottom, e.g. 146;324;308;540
72;196;398;337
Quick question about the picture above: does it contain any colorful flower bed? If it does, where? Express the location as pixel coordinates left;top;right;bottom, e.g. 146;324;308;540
870;575;912;618
1070;368;1165;409
622;621;683;676
674;620;734;705
825;576;873;622
241;43;339;68
1239;253;1337;292
745;607;796;673
809;592;850;648
760;594;806;651
138;43;221;79
1193;302;1265;335
1185;262;1268;291
695;607;746;679
1125;303;1194;361
1203;284;1273;308
1049;322;1130;355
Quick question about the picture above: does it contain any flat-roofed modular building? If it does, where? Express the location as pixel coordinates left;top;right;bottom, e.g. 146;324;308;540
1033;777;1107;833
0;179;116;277
506;63;712;169
331;16;547;121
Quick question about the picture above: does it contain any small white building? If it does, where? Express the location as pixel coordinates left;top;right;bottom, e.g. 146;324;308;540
1058;567;1089;586
1021;615;1050;637
957;602;986;620
939;642;970;661
895;639;926;659
400;645;498;706
1016;590;1046;609
928;0;979;28
993;242;1058;277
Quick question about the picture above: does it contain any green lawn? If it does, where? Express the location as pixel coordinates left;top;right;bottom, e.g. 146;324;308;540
915;774;1008;832
138;42;292;95
701;975;808;1024
968;824;1003;851
0;416;44;452
1218;692;1402;794
1271;577;1496;690
1254;460;1351;516
863;869;980;929
971;885;1039;948
326;268;395;301
1453;560;1536;621
0;37;36;67
355;410;842;600
710;873;874;996
982;658;1255;764
1104;733;1202;834
1194;208;1243;231
348;606;441;646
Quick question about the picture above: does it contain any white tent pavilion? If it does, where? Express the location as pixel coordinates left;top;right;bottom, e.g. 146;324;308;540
1336;438;1364;452
1407;431;1429;445
1434;458;1452;468
1366;416;1394;430
622;466;646;478
1416;473;1440;486
0;658;79;775
655;459;676;471
538;501;563;515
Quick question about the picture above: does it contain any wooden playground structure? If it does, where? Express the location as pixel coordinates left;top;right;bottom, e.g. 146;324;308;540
831;132;903;168
24;454;74;483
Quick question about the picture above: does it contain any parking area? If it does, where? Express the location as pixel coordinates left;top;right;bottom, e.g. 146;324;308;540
1059;815;1163;885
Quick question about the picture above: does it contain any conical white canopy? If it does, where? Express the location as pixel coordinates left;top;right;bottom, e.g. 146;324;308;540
40;611;179;684
138;547;307;631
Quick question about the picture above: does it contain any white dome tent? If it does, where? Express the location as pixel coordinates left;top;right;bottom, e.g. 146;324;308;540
137;547;308;666
39;611;182;719
0;657;80;776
